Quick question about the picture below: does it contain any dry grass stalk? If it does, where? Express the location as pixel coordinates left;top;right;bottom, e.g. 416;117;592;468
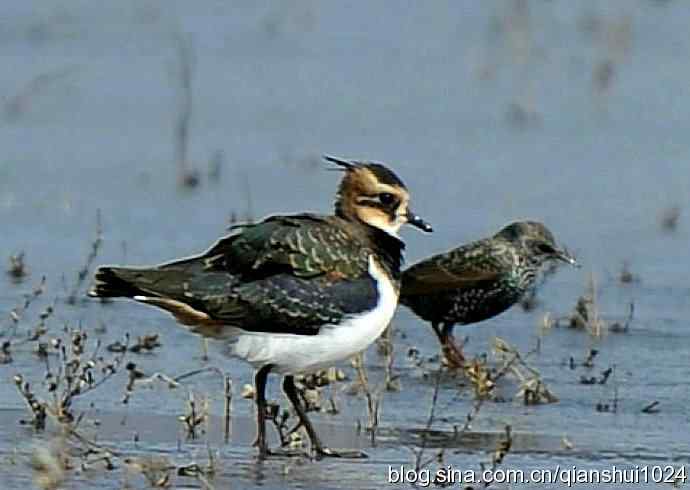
349;352;382;443
172;32;199;189
555;273;634;336
476;425;513;488
412;365;445;473
223;375;232;442
67;211;103;305
122;364;226;404
179;392;209;439
4;276;46;338
493;337;558;405
563;273;605;336
376;324;400;391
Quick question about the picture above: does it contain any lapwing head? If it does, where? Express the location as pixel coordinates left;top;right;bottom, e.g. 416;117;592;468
325;155;432;237
496;221;578;267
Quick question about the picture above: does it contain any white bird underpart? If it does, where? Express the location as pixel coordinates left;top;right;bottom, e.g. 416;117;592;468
226;255;398;374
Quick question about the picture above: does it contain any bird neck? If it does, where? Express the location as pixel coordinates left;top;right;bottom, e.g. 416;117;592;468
512;252;539;292
350;219;405;281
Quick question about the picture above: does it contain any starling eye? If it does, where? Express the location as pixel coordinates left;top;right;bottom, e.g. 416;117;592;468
378;193;396;205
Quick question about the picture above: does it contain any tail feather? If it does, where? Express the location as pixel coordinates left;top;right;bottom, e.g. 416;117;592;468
89;267;148;298
89;264;231;335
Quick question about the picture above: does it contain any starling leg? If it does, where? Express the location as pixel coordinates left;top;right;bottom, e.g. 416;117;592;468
440;323;465;368
282;375;366;460
252;364;272;458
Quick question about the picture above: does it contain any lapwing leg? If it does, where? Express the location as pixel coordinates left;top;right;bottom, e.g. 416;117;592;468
252;364;272;458
431;321;445;345
440;323;465;368
282;375;367;460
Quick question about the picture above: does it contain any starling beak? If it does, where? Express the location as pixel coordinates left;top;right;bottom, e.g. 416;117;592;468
554;248;579;267
400;221;576;367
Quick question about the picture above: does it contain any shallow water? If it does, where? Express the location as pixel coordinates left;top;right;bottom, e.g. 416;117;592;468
1;1;689;488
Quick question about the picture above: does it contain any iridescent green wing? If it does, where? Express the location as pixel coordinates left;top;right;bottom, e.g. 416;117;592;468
204;214;370;280
199;273;378;333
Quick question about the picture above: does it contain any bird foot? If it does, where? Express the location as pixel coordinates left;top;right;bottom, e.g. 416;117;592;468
441;341;466;370
314;447;368;460
258;447;310;459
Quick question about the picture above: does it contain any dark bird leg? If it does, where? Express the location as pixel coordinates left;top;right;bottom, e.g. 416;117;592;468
432;322;465;368
282;375;366;460
253;364;272;458
442;323;465;367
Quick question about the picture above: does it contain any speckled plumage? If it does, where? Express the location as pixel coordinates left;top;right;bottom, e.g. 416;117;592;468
400;221;575;364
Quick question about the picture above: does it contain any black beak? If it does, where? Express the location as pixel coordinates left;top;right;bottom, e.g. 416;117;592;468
554;248;579;267
406;209;433;233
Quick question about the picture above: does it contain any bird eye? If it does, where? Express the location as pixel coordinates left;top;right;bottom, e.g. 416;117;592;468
378;193;396;205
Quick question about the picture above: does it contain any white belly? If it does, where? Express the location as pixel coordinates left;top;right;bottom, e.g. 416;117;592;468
226;255;398;374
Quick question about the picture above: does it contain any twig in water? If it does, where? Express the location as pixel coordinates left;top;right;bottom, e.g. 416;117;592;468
179;392;208;440
413;366;445;473
7;251;28;280
223;375;232;442
641;401;660;414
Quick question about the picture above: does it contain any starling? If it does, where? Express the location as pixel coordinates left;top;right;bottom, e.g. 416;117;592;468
401;221;576;366
89;155;431;458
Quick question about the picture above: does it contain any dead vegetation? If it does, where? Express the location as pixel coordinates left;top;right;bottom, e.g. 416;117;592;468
123;449;217;490
349;352;382;443
13;325;125;488
549;273;634;336
4;251;230;488
408;336;553;487
13;324;231;489
66;211;103;305
14;327;127;430
107;333;161;354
